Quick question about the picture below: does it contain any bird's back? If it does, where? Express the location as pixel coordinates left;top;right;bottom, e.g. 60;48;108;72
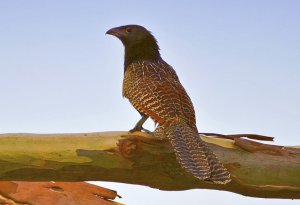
123;59;197;130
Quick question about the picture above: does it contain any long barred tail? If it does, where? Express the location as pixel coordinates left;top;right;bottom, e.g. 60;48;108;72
164;123;231;184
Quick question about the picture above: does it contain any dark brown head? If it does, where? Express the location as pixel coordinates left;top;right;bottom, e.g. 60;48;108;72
106;25;161;67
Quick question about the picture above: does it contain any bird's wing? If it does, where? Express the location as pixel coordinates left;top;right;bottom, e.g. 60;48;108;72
123;61;196;128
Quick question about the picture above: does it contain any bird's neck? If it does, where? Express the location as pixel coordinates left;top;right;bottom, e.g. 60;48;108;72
124;41;161;71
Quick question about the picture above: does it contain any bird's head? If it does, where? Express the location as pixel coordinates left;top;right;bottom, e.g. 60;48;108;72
106;25;158;48
106;25;161;67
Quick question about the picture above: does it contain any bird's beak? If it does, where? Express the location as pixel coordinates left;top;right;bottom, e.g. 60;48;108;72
106;27;123;38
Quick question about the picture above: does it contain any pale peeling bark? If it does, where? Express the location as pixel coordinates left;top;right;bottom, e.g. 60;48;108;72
0;132;299;199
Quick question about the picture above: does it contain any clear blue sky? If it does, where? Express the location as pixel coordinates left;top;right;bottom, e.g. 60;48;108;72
0;1;299;204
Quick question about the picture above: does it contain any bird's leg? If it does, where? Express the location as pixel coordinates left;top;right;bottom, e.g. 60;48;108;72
129;114;152;133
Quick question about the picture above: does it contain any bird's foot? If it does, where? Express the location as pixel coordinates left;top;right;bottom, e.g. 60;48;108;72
129;126;153;134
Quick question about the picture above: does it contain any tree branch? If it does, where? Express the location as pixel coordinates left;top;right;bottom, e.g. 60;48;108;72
0;132;299;199
0;181;121;205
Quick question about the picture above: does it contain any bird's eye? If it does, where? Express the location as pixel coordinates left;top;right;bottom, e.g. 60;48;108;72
126;28;132;33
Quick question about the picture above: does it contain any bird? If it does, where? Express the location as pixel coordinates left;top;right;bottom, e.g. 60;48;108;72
106;25;231;184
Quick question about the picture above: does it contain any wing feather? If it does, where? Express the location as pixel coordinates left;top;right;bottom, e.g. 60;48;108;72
123;60;196;128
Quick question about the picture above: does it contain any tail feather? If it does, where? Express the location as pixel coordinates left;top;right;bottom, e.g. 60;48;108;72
204;145;232;184
163;122;231;184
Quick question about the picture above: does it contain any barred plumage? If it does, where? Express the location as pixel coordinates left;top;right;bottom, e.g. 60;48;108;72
106;25;231;184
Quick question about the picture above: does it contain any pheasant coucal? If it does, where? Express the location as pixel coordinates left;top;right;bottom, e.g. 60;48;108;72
106;25;231;184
